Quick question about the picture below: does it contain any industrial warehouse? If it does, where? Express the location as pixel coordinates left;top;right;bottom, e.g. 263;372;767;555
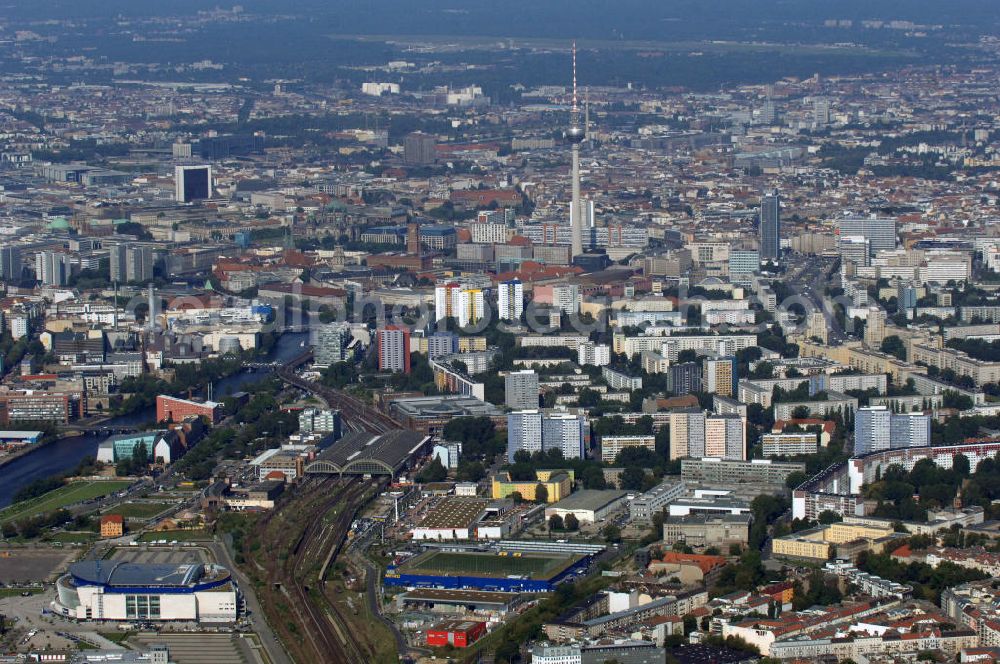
54;561;239;623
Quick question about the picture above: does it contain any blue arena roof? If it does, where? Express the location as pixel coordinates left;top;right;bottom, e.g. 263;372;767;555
70;561;204;588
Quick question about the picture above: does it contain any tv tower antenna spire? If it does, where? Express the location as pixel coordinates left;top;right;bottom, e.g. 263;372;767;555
566;41;584;259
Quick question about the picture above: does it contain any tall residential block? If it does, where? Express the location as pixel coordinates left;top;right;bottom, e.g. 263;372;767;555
854;406;930;455
377;325;411;373
504;370;539;411
506;409;585;461
497;279;524;321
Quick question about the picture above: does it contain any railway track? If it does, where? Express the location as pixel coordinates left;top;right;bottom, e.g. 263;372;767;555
251;477;357;663
254;474;383;664
275;365;401;434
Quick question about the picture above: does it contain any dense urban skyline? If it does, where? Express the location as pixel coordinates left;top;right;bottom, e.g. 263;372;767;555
4;2;1000;664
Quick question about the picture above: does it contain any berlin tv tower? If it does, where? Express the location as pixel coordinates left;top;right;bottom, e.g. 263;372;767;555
566;42;585;259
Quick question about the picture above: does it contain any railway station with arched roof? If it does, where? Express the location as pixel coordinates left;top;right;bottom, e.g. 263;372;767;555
305;429;430;477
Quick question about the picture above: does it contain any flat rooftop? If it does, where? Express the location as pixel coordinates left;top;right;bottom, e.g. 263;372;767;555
399;588;519;606
401;549;580;581
390;394;502;418
418;497;489;530
549;489;628;512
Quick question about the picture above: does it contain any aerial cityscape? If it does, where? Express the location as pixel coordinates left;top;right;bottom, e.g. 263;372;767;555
6;1;1000;663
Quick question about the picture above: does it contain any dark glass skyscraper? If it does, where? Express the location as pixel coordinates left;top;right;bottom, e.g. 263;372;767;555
759;189;780;261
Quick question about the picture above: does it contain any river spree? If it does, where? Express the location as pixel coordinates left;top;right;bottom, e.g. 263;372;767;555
0;332;308;507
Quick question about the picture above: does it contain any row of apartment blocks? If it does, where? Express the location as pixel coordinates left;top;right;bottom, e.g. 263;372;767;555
793;440;1000;521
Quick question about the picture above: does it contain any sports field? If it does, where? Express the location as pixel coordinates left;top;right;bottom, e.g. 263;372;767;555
0;480;131;525
403;550;577;579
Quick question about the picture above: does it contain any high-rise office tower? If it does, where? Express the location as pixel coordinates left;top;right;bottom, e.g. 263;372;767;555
110;244;154;283
175;165;212;202
35;251;71;286
377;325;411;373
837;217;896;255
505;370;539;410
314;323;350;367
566;43;585;259
759;190;781;261
813;97;831;126
0;245;21;282
497;279;524;321
403;132;437;165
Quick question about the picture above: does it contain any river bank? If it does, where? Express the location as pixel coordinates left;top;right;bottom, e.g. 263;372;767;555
0;332;308;507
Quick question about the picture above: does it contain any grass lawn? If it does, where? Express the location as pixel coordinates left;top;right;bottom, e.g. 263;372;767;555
104;502;173;519
0;481;132;525
136;529;211;542
97;631;133;645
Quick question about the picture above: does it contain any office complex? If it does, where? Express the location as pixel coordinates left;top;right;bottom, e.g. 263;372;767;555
110;244;154;283
35;250;72;286
175;165;212;202
314;323;351;367
403;132;437;165
0;245;21;282
837;217;896;255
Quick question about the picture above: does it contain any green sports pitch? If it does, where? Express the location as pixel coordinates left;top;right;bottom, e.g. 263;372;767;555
0;480;132;525
402;550;579;579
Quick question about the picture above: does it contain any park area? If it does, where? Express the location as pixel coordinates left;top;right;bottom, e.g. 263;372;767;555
0;480;131;525
403;550;577;580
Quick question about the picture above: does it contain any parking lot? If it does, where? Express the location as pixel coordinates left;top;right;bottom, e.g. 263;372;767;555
131;632;263;664
107;545;213;565
0;548;76;584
